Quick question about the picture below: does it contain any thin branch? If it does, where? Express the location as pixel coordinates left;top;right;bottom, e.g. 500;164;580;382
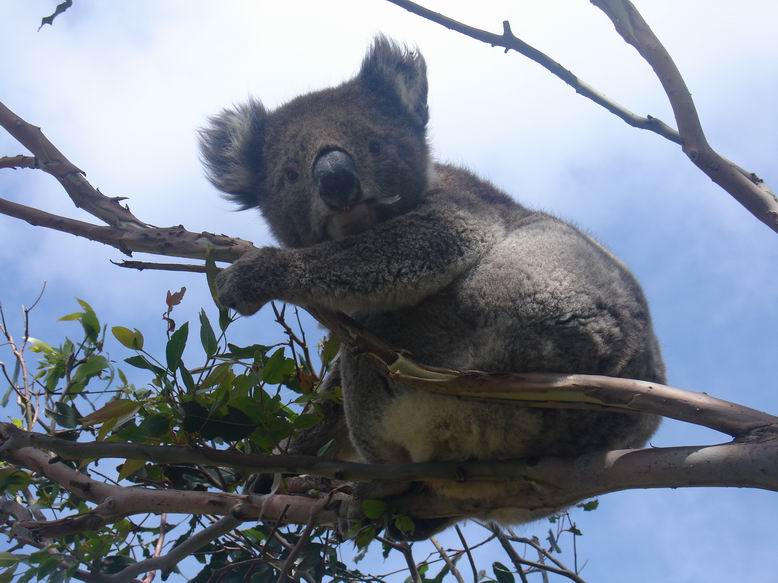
0;155;37;169
276;495;331;583
378;538;421;583
430;536;465;583
114;260;209;273
384;0;778;234
491;527;531;583
105;515;242;583
455;525;478;583
384;0;681;143
0;195;249;261
489;524;587;583
140;514;167;583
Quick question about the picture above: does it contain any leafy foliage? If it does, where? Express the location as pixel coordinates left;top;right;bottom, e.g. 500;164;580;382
0;293;592;582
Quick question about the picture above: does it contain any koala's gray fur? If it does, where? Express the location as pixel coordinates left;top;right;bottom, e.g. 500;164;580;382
200;36;665;537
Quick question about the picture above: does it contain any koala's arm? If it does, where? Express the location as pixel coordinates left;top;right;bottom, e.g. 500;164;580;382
217;199;502;314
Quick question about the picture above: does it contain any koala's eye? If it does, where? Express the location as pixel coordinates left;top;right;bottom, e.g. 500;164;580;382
285;168;300;183
368;141;382;156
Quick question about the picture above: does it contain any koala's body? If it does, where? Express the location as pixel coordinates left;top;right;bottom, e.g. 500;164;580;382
200;37;664;535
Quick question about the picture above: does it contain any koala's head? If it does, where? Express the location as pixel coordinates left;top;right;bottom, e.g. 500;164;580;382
199;36;431;247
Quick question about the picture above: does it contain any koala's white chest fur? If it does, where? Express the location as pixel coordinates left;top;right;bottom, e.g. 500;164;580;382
379;391;543;463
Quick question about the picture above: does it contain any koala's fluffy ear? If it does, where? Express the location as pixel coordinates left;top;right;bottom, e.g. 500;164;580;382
359;35;429;128
198;98;267;209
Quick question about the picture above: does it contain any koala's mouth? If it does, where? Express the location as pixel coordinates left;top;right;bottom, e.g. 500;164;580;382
326;200;378;239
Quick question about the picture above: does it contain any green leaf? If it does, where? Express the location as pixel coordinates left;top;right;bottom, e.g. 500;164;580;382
316;439;335;457
49;401;80;428
576;498;599;512
261;348;295;384
181;400;210;434
118;458;145;481
74;354;109;381
124;355;166;377
493;562;515;583
77;298;101;341
0;385;12;408
207;406;255;441
354;525;377;550
225;343;270;360
180;366;196;393
0;565;18;583
80;399;140;427
98;555;136;575
138;414;171;438
166;322;189;372
112;326;144;350
0;554;26;568
199;310;218;357
0;469;31;495
393;514;415;536
320;335;341;367
293;413;322;430
27;337;54;354
361;499;386;520
198;362;232;390
206;254;232;331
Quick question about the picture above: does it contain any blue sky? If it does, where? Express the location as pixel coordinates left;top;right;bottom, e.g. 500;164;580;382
1;1;777;581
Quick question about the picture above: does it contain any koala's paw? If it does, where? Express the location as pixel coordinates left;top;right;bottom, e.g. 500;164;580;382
216;248;284;315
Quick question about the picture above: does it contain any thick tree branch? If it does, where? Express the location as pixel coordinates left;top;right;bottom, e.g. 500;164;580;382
3;425;778;524
0;101;143;228
384;0;778;234
309;308;778;439
0;445;338;530
590;0;778;232
0;101;255;261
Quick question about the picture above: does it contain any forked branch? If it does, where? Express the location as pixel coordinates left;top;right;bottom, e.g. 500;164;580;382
384;0;778;233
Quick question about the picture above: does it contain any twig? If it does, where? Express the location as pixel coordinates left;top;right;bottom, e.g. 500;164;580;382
507;533;571;573
378;537;421;583
0;155;38;169
383;0;778;234
114;260;209;273
276;495;331;583
105;514;242;583
430;536;465;583
384;0;681;143
140;513;167;583
455;525;478;583
488;525;538;583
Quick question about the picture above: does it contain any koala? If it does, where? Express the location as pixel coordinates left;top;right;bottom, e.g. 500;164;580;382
199;36;665;537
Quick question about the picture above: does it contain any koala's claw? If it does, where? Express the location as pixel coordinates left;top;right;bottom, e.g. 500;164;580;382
215;267;266;316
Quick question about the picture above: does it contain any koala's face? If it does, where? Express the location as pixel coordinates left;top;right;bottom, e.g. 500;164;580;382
200;36;431;247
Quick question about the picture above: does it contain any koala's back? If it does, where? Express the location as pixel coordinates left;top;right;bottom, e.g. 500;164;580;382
343;163;663;471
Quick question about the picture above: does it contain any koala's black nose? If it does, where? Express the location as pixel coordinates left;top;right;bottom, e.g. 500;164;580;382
313;149;361;210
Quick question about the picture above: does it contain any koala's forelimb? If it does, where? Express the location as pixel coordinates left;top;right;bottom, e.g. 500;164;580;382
217;196;499;315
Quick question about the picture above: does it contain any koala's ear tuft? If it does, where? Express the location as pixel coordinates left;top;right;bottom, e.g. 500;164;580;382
198;98;267;209
359;35;429;128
